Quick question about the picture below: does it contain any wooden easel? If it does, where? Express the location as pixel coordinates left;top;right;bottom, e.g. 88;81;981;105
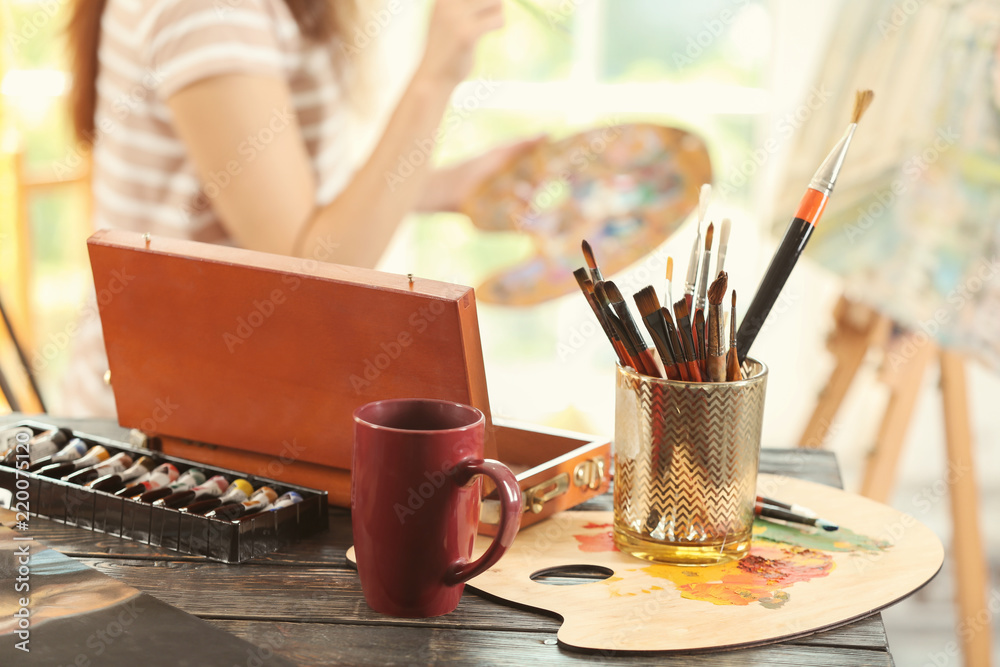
800;296;992;667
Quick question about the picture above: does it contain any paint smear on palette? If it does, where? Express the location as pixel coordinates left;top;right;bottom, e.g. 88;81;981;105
574;523;617;552
570;519;889;609
642;543;834;608
753;520;890;552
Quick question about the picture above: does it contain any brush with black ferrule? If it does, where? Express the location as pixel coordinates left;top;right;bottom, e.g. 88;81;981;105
706;272;728;382
633;287;681;380
726;291;741;381
574;267;627;365
594;282;644;373
604;281;662;378
671;299;703;382
737;89;874;363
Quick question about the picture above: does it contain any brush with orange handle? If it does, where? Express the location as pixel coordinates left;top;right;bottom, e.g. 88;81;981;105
737;90;874;363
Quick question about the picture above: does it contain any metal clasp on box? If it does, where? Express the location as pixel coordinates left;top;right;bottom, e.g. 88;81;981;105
524;473;570;514
479;472;570;525
573;456;605;490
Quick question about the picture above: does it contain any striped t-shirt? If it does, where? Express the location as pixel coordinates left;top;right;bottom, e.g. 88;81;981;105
92;0;375;242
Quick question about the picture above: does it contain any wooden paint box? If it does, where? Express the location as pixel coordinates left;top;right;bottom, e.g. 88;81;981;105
88;230;609;533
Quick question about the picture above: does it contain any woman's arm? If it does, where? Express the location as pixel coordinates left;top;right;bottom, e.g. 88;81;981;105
166;0;503;267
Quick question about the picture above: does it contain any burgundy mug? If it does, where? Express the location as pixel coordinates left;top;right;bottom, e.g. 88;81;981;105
352;399;521;617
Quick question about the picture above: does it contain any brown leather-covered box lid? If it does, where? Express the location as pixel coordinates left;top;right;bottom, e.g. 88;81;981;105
88;230;492;470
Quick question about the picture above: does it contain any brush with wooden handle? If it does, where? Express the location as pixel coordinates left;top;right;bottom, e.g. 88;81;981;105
706;272;728;382
604;281;662;378
726;290;742;381
573;267;629;366
633;287;682;380
671;299;703;382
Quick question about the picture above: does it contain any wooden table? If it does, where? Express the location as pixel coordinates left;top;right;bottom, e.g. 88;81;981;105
2;415;895;665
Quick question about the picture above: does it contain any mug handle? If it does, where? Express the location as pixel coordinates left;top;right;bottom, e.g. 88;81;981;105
444;458;521;586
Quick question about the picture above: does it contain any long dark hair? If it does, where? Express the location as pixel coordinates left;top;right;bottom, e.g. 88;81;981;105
67;0;353;142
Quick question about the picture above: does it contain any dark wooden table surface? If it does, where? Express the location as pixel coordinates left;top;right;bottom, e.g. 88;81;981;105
2;415;894;666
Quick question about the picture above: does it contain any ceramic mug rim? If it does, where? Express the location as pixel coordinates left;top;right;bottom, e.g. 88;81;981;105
353;398;485;435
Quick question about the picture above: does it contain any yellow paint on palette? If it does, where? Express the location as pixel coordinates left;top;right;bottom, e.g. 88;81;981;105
639;542;834;609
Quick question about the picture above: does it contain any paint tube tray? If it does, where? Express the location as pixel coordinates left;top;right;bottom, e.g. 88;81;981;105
0;418;328;562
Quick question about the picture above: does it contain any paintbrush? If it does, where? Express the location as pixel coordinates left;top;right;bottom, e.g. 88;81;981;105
693;309;707;376
755;499;839;531
594;282;644;372
510;0;572;36
757;495;838;530
736;90;874;363
633;287;682;380
664;256;674;308
573;267;628;366
604;281;662;378
581;239;603;283
695;222;715;375
682;184;710;311
726;290;741;381
706;272;728;382
695;222;714;312
717;218;732;275
660;307;690;381
671;299;703;382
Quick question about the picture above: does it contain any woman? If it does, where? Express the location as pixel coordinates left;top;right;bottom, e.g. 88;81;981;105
62;0;533;416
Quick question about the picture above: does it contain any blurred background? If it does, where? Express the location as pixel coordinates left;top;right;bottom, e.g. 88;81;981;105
0;0;996;664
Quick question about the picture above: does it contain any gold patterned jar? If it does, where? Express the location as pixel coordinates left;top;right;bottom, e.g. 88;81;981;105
613;359;767;565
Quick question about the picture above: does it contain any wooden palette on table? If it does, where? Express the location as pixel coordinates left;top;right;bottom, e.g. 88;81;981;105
461;123;711;306
464;474;943;653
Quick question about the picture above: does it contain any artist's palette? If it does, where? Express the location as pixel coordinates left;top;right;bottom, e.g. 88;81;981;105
466;474;943;653
462;123;711;306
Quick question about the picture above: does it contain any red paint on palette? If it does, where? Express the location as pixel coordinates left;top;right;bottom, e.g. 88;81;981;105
574;530;618;553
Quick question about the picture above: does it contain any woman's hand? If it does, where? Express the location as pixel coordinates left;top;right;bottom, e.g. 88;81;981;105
419;136;546;212
415;0;505;89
